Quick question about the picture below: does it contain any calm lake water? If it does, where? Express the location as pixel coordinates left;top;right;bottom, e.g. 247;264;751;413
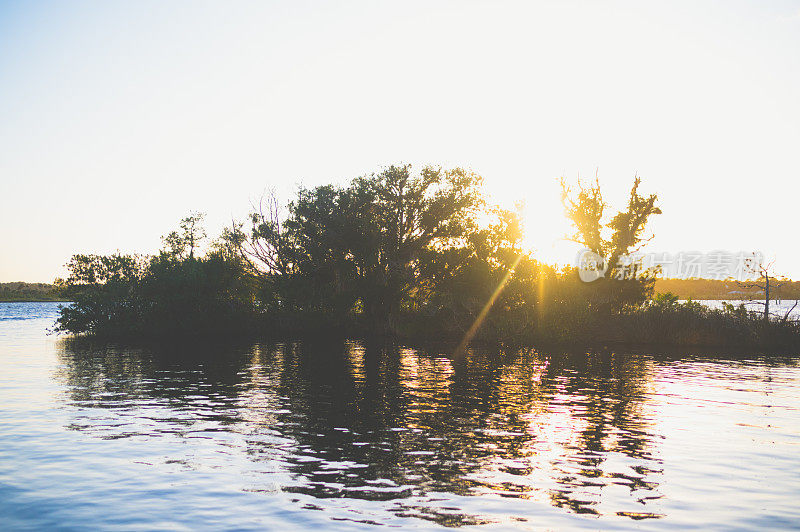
1;302;799;530
698;299;800;320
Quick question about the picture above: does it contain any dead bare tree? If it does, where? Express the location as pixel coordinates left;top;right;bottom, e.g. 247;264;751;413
782;300;799;323
217;190;292;279
738;254;788;322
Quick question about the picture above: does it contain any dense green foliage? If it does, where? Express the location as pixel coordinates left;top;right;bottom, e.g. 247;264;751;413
52;165;800;351
55;218;258;338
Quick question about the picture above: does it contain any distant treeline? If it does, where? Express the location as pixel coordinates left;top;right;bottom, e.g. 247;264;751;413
52;165;800;352
0;282;66;302
654;279;800;300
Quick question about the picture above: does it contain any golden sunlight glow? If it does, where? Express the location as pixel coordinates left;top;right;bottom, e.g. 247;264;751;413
455;253;523;355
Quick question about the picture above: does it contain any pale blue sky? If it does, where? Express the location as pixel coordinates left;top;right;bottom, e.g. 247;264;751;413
2;0;799;282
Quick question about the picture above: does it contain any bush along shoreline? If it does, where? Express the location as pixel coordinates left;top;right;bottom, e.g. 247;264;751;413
53;165;800;353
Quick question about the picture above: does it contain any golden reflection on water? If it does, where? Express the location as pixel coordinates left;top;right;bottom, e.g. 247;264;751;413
246;342;659;521
54;339;673;525
7;304;799;529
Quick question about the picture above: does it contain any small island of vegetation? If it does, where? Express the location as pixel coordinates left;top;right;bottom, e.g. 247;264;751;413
53;164;800;352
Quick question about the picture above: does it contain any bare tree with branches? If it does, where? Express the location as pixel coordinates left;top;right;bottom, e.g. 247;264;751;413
236;191;293;278
738;254;794;322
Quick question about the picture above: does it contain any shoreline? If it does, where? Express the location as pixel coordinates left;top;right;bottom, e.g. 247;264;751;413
0;299;70;303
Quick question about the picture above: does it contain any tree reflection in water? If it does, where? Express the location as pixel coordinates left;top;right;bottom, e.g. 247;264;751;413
56;338;664;525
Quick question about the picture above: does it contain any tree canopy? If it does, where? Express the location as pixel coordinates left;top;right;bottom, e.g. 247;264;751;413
53;164;799;352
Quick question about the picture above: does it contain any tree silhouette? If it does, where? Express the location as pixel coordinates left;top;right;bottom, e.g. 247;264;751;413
560;175;661;312
162;211;207;259
241;164;485;335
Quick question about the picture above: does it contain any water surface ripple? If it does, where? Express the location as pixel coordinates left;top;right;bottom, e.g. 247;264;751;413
1;302;799;530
